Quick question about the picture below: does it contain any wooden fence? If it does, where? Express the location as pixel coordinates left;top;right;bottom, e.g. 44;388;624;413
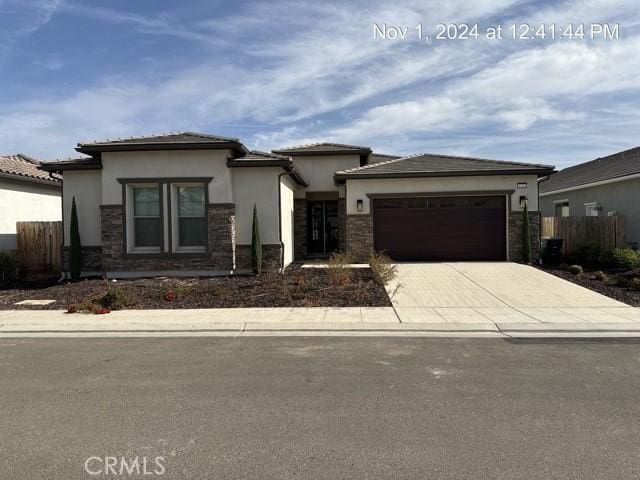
16;221;62;274
541;216;626;255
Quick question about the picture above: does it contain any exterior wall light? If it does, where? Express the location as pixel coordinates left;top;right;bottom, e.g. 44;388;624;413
356;199;364;212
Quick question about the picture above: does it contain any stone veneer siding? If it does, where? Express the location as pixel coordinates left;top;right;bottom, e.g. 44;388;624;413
345;214;374;262
338;198;346;252
99;203;236;272
508;211;541;262
293;199;307;260
63;246;102;272
235;244;282;270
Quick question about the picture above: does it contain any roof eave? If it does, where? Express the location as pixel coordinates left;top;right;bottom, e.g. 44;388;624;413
272;148;372;157
0;171;61;187
334;168;555;182
76;141;248;155
227;158;309;187
39;161;102;172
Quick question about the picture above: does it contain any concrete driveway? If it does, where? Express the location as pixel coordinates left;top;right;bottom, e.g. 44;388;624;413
388;263;640;330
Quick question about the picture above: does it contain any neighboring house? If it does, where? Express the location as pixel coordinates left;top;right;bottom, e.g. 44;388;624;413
0;154;62;250
41;132;554;278
540;146;640;246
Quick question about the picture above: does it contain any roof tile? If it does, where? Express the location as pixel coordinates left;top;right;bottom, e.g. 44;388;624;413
540;146;640;193
0;154;61;184
335;153;554;178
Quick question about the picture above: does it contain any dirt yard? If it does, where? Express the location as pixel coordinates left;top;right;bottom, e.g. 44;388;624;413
0;266;391;310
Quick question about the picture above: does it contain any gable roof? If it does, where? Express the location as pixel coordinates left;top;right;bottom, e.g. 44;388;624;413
272;142;372;156
334;153;554;180
0;154;61;186
540;146;640;194
76;132;248;155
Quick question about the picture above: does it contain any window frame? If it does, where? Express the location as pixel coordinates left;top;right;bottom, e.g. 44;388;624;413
553;199;570;217
126;183;163;254
585;202;600;217
170;182;208;253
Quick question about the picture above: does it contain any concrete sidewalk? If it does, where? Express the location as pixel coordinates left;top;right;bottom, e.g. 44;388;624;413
2;306;640;337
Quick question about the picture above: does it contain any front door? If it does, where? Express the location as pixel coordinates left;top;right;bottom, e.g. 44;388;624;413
307;201;339;256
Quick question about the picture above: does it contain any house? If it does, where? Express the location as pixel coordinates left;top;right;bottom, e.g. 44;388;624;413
40;132;554;278
540;146;640;247
0;154;62;250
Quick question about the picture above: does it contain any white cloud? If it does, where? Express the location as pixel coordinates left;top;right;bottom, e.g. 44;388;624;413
0;0;639;168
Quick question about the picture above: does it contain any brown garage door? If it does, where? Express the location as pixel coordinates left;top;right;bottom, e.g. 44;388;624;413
373;195;506;261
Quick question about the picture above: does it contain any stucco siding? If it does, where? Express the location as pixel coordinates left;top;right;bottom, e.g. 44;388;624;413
344;174;539;215
280;175;295;267
62;170;102;246
100;150;234;205
292;155;360;197
0;177;61;250
540;177;640;245
232;166;281;244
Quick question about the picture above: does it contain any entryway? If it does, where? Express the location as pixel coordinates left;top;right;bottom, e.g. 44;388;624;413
307;200;339;256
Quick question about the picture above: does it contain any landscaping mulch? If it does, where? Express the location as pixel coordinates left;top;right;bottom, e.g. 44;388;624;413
0;265;391;310
541;266;640;307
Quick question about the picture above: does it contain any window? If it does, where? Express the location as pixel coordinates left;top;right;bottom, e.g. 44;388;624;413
554;201;570;217
585;202;600;217
133;186;161;247
177;185;206;248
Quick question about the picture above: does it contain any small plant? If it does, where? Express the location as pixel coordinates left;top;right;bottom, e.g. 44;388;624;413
593;270;607;281
251;204;263;275
611;248;640;270
567;264;583;275
69;196;83;281
368;251;398;286
326;252;354;286
99;286;131;310
0;249;18;283
94;307;111;315
521;202;532;263
66;304;78;313
164;290;178;302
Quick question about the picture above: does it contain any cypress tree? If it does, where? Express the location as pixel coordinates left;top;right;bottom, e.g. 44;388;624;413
69;196;82;280
251;204;262;274
522;201;532;263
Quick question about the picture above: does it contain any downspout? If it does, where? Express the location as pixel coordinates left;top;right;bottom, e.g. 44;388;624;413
277;170;287;273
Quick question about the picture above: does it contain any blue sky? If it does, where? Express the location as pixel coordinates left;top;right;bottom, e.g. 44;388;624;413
0;0;639;168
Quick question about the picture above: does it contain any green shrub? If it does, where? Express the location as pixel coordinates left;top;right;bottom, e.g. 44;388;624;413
69;196;83;281
369;251;398;286
0;250;18;282
611;248;640;270
631;278;640;291
593;270;607;281
99;286;131;310
327;251;354;286
567;264;583;275
251;204;262;275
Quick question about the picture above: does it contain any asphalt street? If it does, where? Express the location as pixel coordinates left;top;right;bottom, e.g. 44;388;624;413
1;337;640;479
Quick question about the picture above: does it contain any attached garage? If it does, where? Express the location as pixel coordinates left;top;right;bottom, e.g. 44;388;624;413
334;152;555;262
372;195;506;261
